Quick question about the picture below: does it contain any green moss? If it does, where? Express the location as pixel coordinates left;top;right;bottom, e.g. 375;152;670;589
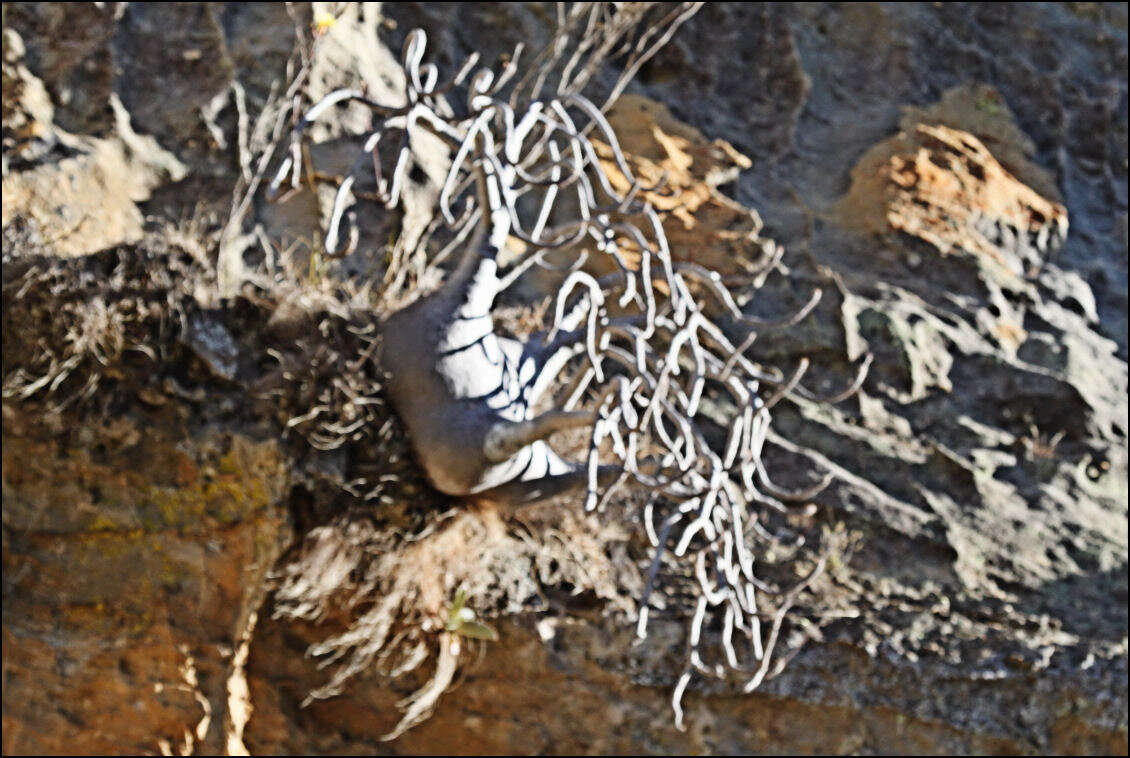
88;514;122;532
135;445;277;532
974;93;1004;116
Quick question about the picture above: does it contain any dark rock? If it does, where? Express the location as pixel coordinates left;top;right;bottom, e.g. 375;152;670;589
2;2;1126;754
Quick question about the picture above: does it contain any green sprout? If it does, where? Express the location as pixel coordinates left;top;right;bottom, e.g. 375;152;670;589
444;588;499;641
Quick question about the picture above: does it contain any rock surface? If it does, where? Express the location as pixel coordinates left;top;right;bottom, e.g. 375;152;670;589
2;2;1127;755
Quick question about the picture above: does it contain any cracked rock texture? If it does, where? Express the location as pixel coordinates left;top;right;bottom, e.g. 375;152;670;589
2;2;1127;755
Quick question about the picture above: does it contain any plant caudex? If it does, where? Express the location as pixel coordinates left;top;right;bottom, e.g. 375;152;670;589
270;22;870;729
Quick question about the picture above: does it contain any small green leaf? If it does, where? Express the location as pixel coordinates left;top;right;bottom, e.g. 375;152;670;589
453;620;499;641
